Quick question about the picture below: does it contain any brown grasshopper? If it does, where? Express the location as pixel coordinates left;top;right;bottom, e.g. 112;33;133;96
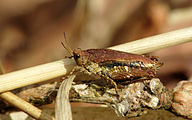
62;33;163;97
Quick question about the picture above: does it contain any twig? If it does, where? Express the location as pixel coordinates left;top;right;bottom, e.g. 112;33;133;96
0;61;55;120
0;59;76;93
0;92;55;120
110;27;192;54
0;27;192;93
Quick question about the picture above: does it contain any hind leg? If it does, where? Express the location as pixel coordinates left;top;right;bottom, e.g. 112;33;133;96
100;75;120;98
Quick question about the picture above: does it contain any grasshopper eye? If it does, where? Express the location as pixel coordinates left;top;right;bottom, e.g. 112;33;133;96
74;54;80;59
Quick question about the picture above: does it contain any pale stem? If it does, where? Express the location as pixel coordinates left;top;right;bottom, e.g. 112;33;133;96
0;27;192;93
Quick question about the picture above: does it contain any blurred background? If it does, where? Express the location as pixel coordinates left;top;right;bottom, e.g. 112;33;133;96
0;0;192;89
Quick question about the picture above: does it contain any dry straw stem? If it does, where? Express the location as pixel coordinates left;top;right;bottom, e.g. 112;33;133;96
0;92;55;120
0;61;55;120
110;27;192;54
0;27;192;93
0;59;76;93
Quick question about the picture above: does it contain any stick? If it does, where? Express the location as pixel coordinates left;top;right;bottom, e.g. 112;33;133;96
110;27;192;54
0;59;76;93
0;92;55;120
0;61;55;120
0;27;192;93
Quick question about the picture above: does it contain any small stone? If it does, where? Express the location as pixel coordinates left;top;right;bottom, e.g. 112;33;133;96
149;78;163;95
172;81;192;119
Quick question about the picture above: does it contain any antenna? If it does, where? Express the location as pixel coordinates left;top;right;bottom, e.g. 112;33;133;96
61;32;73;56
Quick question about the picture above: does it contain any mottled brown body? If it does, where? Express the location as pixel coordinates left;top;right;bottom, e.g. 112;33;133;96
61;33;163;97
73;48;163;86
60;43;163;97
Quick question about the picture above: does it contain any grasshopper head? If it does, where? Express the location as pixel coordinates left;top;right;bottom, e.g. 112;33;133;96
73;48;83;66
